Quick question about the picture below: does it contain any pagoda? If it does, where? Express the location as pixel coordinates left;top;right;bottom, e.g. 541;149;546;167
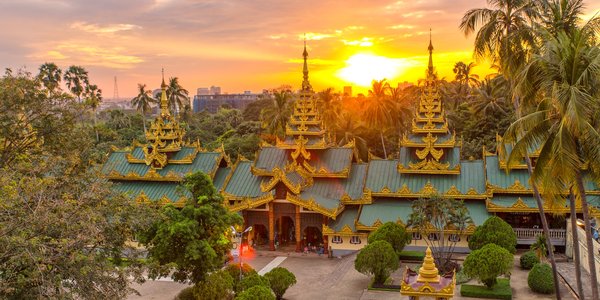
101;71;229;206
401;247;456;299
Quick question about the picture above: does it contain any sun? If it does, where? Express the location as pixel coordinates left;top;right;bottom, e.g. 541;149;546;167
337;53;404;87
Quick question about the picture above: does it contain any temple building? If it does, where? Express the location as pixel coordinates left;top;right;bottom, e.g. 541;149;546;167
102;39;600;257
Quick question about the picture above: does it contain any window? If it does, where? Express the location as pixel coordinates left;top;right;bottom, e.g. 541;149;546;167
412;232;422;240
427;233;439;241
332;236;343;244
448;234;460;242
350;236;361;244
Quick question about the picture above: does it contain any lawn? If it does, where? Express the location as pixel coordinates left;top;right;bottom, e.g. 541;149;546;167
460;278;512;300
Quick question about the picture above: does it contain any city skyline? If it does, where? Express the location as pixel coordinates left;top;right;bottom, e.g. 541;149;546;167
1;0;598;97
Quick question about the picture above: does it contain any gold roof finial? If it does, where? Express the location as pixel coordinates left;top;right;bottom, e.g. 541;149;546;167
428;28;434;76
417;247;441;283
301;34;312;92
160;68;169;116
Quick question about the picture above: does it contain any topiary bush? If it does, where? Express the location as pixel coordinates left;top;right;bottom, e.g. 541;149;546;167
264;267;297;300
520;251;540;270
224;263;256;293
354;240;399;285
193;270;234;300
528;263;554;294
367;222;411;257
463;243;513;288
468;216;517;253
234;285;275;300
174;287;195;300
238;273;269;293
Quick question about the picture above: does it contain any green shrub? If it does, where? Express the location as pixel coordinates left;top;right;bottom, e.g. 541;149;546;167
520;251;540;270
528;263;554;294
264;267;297;300
460;278;512;300
235;285;275;300
463;243;513;288
174;287;195;300
224;263;256;293
354;240;399;285
193;270;234;300
238;273;269;292
398;250;425;261
468;216;517;253
367;222;411;257
456;268;472;284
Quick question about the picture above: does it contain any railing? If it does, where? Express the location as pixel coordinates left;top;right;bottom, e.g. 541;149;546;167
513;228;566;240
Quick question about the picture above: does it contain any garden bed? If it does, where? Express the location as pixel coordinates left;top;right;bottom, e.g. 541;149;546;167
460;278;512;300
398;250;425;261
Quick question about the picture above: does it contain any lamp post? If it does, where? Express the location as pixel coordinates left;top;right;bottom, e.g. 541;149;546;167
231;226;252;282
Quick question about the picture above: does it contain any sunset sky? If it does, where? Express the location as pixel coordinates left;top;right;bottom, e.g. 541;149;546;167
1;0;599;98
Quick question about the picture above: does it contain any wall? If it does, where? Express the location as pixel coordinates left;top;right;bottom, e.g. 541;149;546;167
566;221;600;285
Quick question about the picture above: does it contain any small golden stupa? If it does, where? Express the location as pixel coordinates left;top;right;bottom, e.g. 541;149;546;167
417;247;440;283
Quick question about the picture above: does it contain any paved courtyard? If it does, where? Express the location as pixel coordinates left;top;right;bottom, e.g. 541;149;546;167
128;250;579;300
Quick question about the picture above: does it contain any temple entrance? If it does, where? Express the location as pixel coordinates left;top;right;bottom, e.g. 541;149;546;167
250;224;267;246
303;226;323;247
275;216;295;246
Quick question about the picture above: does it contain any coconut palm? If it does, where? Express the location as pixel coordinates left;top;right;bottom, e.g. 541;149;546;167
364;79;394;159
84;84;102;142
261;90;292;139
38;62;62;91
469;78;508;115
335;111;368;161
131;84;156;133
316;88;340;132
63;65;89;102
166;77;189;115
453;61;479;88
504;24;600;300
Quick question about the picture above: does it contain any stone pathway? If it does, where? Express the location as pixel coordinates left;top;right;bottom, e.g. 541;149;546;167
257;256;287;275
556;260;594;299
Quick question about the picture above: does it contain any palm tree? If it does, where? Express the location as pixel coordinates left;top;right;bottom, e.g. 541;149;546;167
166;77;189;115
504;24;600;300
84;84;102;142
469;78;508;115
335;111;369;161
461;2;562;296
536;0;587;37
316;88;340;132
63;65;89;102
38;62;62;91
131;84;156;133
453;61;479;88
261;90;292;139
364;79;394;159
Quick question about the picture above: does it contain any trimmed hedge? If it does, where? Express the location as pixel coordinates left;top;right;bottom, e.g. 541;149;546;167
520;251;540;270
528;263;554;294
460;278;512;300
398;250;425;261
174;287;195;300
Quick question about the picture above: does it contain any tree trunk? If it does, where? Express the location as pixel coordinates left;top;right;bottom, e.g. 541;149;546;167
569;191;585;299
142;108;147;133
575;172;599;300
513;94;561;299
93;108;99;142
379;131;387;159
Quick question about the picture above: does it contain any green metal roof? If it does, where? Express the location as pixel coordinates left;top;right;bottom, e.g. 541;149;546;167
213;167;230;191
254;147;287;170
223;161;265;198
466;200;491;225
302;163;367;200
102;148;222;178
485;155;532;189
306;148;353;173
328;206;359;232
112;181;189;203
489;195;600;209
358;199;413;226
366;159;486;194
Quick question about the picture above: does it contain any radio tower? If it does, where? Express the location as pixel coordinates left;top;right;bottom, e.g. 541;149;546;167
112;76;119;101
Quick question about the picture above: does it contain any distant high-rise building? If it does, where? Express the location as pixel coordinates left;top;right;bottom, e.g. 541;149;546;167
193;92;258;113
197;87;210;95
210;86;221;95
343;86;352;97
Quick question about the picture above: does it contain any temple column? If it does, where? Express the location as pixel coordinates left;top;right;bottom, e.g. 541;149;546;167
323;215;329;255
295;205;302;252
268;202;275;251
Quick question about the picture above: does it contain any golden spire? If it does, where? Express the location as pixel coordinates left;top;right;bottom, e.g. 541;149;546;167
301;34;312;92
160;68;169;116
427;29;434;77
417;247;441;283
